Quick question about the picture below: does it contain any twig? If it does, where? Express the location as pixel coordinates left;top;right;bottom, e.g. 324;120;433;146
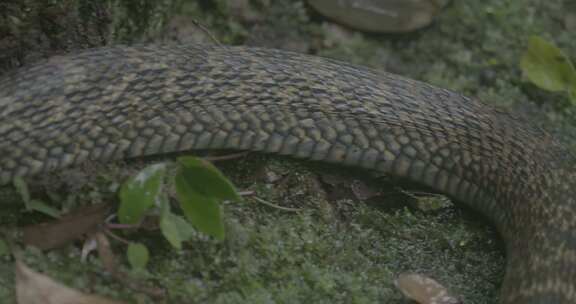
204;151;251;162
191;19;222;46
397;188;446;199
238;190;255;196
106;223;141;229
251;196;302;212
103;228;131;245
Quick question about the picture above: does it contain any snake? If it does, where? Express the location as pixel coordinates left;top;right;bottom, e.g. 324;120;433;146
0;44;575;303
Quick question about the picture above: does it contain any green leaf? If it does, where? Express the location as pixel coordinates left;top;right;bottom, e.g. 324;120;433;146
173;215;196;240
160;213;183;249
520;36;576;93
175;169;225;240
13;177;30;204
127;243;149;270
160;211;196;249
159;196;195;249
13;177;61;218
28;199;61;218
118;163;167;224
0;239;8;256
177;156;241;202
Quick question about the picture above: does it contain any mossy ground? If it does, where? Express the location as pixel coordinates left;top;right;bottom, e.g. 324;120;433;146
0;0;574;303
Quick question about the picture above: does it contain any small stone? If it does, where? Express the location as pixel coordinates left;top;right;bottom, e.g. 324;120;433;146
309;0;447;33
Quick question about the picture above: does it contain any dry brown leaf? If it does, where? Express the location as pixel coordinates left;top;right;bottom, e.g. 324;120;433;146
320;173;381;201
23;203;111;250
395;273;461;304
15;259;125;304
94;232;117;275
350;180;381;200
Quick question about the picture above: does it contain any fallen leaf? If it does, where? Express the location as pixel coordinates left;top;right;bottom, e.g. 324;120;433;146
22;203;111;250
350;180;381;200
395;273;461;304
94;232;117;275
320;174;381;201
15;259;125;304
81;237;98;262
520;36;576;94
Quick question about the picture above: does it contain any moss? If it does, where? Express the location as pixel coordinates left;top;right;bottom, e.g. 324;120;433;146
6;181;505;303
0;0;113;70
0;156;505;303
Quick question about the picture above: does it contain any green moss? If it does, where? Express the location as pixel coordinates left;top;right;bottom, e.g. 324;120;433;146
8;184;504;303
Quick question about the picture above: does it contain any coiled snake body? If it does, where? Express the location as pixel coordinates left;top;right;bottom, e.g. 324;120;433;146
1;45;575;303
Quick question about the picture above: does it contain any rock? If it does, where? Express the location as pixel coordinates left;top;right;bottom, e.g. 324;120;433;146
308;0;449;33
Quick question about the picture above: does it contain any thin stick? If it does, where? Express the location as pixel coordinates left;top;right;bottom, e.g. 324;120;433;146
191;19;222;46
251;196;302;212
103;228;131;245
204;151;251;161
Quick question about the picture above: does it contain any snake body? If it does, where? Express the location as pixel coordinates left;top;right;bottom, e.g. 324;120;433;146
1;45;575;303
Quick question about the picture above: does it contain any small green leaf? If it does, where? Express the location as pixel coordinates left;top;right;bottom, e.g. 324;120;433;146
118;163;167;224
520;36;576;93
175;169;224;240
160;199;178;248
0;239;8;256
127;243;149;270
160;199;196;248
28;199;61;218
13;177;30;204
160;213;182;249
159;193;171;218
13;178;60;218
173;215;196;240
160;211;196;249
177;156;241;202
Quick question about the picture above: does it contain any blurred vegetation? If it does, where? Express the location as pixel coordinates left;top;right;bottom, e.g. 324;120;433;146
520;36;576;104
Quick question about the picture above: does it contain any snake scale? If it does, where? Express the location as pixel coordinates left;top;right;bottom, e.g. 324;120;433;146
1;44;575;303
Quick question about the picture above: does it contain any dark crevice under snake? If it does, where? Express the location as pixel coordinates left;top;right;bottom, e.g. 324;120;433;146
1;44;575;303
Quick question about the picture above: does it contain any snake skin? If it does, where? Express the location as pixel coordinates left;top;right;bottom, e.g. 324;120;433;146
1;45;576;303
